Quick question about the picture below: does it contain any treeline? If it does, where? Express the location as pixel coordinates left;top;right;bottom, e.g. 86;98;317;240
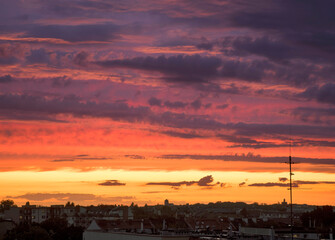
0;199;16;212
4;218;84;240
301;206;335;229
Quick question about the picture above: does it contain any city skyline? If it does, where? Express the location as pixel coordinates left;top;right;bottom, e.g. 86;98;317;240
0;0;335;206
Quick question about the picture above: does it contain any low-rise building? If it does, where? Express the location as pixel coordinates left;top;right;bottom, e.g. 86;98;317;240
3;207;20;223
83;219;191;240
31;206;49;223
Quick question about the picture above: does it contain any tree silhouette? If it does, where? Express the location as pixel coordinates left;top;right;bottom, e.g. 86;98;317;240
301;206;335;229
4;224;51;240
1;199;16;211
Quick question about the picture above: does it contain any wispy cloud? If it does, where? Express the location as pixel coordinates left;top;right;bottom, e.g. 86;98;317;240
146;175;222;189
98;180;126;186
50;155;110;162
249;180;335;188
158;153;335;166
8;193;134;202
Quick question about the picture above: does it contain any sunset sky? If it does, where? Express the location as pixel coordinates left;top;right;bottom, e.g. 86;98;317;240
1;0;335;207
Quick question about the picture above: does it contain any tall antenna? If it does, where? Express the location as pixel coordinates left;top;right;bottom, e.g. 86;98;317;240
289;155;293;240
286;129;295;240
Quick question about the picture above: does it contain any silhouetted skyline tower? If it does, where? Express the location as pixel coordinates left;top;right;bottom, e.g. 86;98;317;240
286;140;295;240
164;199;169;206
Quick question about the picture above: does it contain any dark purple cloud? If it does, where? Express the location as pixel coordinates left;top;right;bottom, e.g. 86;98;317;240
228;139;335;149
25;48;51;64
22;24;121;42
125;155;145;159
0;56;18;65
146;175;219;188
286;107;335;125
98;180;126;186
227;0;335;72
164;100;188;109
161;130;204;139
51;159;75;162
217;134;261;145
219;123;335;148
146;181;196;187
51;76;72;88
198;175;216;187
239;182;246;187
153;111;224;130
0;44;20;65
0;74;13;83
0;112;67;123
73;51;89;66
96;53;318;87
249;180;335;188
231;1;335;35
229;122;335;139
196;42;214;50
158;153;335;166
96;55;222;83
220;58;318;87
220;34;335;65
300;83;335;105
294;180;335;185
230;36;293;62
220;59;270;82
0;93;225;130
190;99;202;110
279;178;288;182
216;104;229;110
0;93;151;122
50;155;109;162
148;97;162;107
249;182;297;187
148;97;207;110
1;93;335;146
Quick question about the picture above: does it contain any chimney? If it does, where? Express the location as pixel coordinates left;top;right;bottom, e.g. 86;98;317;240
141;219;144;232
123;206;128;220
270;226;275;240
330;228;333;240
163;219;166;230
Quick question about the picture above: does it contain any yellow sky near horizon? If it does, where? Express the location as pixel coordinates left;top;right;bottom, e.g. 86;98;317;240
1;168;334;206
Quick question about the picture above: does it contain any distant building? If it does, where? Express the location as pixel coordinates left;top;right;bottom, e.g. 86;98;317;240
20;202;36;223
260;211;290;221
83;219;191;240
3;207;20;223
50;205;65;219
239;226;275;240
31;206;49;223
239;226;323;240
110;206;134;220
164;200;169;206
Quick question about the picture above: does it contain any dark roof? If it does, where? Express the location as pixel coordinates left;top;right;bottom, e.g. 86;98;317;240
94;219;154;231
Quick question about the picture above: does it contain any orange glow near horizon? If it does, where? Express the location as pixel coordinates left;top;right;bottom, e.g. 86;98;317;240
0;169;334;206
1;116;335;206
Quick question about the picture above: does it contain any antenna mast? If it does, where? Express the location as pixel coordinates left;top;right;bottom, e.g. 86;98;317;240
289;155;293;240
287;135;294;240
